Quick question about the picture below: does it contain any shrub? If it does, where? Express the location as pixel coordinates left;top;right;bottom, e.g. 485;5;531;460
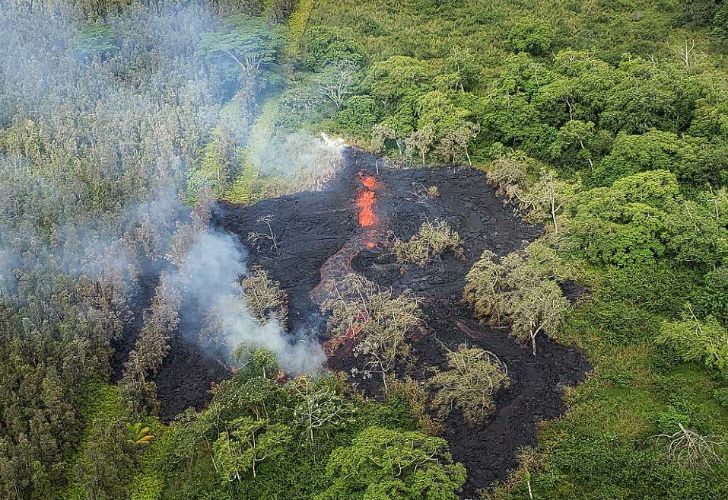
241;266;288;326
428;345;510;426
393;220;463;267
657;311;728;378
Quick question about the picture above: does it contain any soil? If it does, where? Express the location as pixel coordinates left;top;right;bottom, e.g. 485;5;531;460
143;147;590;495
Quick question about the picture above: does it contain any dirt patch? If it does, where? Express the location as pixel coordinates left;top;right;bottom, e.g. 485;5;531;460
156;147;589;495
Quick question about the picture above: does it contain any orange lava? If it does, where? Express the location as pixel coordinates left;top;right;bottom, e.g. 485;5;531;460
358;172;379;190
323;311;369;355
355;190;377;227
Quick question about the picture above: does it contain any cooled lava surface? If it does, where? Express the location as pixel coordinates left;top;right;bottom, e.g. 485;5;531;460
150;147;589;496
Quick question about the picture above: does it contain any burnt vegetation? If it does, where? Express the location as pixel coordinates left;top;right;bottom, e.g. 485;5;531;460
1;0;727;500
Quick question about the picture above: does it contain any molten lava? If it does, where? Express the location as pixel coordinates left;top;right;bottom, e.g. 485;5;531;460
356;172;379;228
355;190;377;227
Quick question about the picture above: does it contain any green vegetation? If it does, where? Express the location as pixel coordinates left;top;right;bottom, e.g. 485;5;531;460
1;0;727;499
393;219;463;267
428;345;510;426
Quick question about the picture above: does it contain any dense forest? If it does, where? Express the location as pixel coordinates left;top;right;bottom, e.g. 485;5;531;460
0;0;726;499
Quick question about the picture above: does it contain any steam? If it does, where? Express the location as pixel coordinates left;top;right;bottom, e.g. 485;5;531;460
0;2;333;373
176;230;324;374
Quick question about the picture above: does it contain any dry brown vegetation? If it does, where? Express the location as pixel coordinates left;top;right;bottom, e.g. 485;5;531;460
321;274;421;392
464;248;569;355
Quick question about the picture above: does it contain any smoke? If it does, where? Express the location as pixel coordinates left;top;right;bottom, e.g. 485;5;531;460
0;245;19;298
0;2;332;373
175;230;324;374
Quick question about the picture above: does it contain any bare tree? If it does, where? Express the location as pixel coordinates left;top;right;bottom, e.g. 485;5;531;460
247;215;280;255
405;125;436;166
653;423;725;469
317;60;359;109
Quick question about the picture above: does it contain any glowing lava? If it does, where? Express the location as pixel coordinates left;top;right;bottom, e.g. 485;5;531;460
355;172;379;228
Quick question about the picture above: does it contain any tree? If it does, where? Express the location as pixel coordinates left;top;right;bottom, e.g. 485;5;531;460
371;123;398;155
452;121;480;165
507;18;555;55
317;60;359;109
429;345;510;426
305;26;366;71
443;46;480;92
213;416;291;481
508;276;570;355
393;220;463;267
465;249;570;355
568;170;680;266
241;266;288;326
290;375;354;444
658;308;728;377
200;14;284;87
486;156;528;206
463;250;508;324
405;125;436;165
316;426;466;500
519;169;575;233
322;274;421;393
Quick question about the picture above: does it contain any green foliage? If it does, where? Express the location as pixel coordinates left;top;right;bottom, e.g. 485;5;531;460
213;416;292;481
658;312;728;378
593;130;728;187
335;95;381;137
507;18;555;55
200;13;285;89
316;426;466;500
75;25;118;57
304;26;365;71
713;3;728;41
569;170;726;269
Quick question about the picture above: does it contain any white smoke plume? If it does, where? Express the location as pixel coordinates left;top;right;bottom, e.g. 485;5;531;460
176;230;324;374
0;1;333;373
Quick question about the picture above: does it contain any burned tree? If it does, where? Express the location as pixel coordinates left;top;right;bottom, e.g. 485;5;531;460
321;274;422;393
120;272;181;417
247;214;280;255
241;266;288;326
486;156;528;206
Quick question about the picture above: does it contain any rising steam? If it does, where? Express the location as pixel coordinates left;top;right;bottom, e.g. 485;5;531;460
0;1;338;375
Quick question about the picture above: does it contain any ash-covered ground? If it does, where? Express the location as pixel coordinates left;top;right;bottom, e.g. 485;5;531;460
135;148;590;496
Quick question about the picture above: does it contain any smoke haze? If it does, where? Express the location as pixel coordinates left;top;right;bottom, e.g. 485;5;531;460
0;1;337;374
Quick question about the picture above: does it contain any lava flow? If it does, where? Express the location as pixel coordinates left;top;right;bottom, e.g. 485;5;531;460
309;170;384;307
355;171;379;228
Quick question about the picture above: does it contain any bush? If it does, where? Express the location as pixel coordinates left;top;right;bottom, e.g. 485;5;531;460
428;345;510;426
393;220;463;267
241;266;288;326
